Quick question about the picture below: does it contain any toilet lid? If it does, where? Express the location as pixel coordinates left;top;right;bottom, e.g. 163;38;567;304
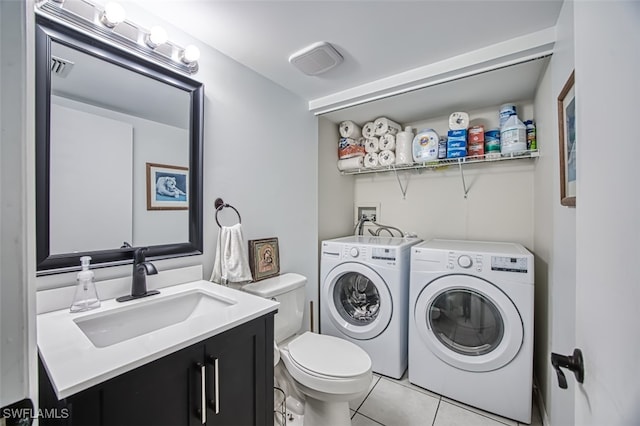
288;332;371;378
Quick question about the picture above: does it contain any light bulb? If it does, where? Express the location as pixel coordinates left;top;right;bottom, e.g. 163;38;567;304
146;26;168;48
100;2;125;28
181;45;200;64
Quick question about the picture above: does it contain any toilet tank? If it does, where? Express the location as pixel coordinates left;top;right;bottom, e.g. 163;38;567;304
241;273;307;343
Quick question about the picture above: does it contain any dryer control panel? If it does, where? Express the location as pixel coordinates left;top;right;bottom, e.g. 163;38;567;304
491;256;529;273
447;252;484;272
444;252;529;273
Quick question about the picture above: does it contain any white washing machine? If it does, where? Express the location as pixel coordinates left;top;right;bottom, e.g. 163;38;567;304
409;239;534;424
320;236;422;379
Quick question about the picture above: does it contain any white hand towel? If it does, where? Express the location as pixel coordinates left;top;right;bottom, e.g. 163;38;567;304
210;223;253;285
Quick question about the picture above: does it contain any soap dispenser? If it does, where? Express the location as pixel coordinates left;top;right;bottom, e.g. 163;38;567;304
70;256;101;313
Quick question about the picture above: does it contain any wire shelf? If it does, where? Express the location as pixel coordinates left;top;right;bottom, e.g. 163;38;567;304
339;150;540;176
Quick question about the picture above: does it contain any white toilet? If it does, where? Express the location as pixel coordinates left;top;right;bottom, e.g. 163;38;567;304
242;273;372;426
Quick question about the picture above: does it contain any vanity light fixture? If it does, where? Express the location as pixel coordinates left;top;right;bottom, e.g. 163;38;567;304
36;0;200;75
145;26;168;49
181;45;201;65
99;2;126;28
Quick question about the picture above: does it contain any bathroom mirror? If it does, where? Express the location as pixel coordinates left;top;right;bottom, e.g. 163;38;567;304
35;16;204;273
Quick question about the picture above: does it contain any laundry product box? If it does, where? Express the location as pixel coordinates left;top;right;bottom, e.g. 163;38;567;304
447;130;467;158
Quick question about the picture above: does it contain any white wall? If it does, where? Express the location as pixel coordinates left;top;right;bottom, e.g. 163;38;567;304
353;104;536;249
532;1;577;425
0;0;37;411
318;116;355;244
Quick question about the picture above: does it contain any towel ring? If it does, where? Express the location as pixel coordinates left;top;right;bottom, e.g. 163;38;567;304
214;198;241;227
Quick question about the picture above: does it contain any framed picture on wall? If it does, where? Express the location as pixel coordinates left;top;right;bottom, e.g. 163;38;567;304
248;237;280;281
558;70;576;207
146;162;189;210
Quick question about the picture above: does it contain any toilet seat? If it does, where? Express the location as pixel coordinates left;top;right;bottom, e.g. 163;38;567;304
280;332;372;395
288;332;371;377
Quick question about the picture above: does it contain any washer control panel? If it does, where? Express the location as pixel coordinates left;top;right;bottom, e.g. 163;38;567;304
338;245;398;265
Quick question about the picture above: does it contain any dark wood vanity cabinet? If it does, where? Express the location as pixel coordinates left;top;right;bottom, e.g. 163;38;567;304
39;314;275;426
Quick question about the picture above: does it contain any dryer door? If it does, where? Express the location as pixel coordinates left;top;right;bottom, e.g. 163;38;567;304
323;262;392;340
413;274;523;372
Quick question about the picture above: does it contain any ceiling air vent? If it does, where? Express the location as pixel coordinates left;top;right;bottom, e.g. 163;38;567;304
289;41;343;76
51;56;74;78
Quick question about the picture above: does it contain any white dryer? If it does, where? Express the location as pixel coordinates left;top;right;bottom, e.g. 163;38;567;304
320;236;421;379
409;239;534;424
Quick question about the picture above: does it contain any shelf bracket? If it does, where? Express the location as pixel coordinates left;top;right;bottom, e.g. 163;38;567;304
458;160;470;198
392;166;409;199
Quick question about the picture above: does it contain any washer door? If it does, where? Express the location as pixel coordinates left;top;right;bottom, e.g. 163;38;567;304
414;274;523;372
323;262;392;340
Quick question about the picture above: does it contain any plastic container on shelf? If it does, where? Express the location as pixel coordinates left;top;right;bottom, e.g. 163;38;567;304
500;115;527;156
524;120;537;150
412;129;439;162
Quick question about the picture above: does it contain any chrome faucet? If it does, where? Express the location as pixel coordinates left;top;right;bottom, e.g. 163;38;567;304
116;247;159;302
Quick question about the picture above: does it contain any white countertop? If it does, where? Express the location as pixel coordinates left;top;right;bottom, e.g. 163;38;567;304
38;280;279;399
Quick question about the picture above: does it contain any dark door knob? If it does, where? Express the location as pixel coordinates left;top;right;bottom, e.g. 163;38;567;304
551;348;584;389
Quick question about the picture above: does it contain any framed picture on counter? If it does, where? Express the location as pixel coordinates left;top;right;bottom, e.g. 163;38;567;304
146;162;189;210
558;70;576;207
248;237;280;281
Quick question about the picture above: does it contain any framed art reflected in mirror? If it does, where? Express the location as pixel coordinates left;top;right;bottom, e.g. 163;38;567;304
147;163;189;211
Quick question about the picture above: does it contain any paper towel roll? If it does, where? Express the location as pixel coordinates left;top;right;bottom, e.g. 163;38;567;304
364;137;380;153
364;152;379;168
449;112;469;130
339;120;362;139
374;117;402;136
337;156;364;171
378;149;396;166
338;137;365;159
379;133;396;151
362;121;376;139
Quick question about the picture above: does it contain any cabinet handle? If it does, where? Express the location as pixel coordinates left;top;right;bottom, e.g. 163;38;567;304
196;362;207;424
214;357;220;414
207;356;220;414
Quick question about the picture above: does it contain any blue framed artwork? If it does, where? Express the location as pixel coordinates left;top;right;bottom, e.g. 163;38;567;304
558;70;576;207
146;162;189;210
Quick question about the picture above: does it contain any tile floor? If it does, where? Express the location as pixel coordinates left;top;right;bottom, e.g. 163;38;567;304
348;371;543;426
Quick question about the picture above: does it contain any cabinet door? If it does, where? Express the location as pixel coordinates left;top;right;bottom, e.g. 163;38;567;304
204;316;273;426
101;343;203;426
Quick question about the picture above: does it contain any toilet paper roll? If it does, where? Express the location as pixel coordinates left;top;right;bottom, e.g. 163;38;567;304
378;149;396;166
374;117;402;136
379;133;396;151
364;152;379;168
337;156;364;171
362;121;376;139
364;137;380;153
449;112;469;130
339;120;362;139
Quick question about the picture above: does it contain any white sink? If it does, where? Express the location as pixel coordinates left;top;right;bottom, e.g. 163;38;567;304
74;290;237;348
